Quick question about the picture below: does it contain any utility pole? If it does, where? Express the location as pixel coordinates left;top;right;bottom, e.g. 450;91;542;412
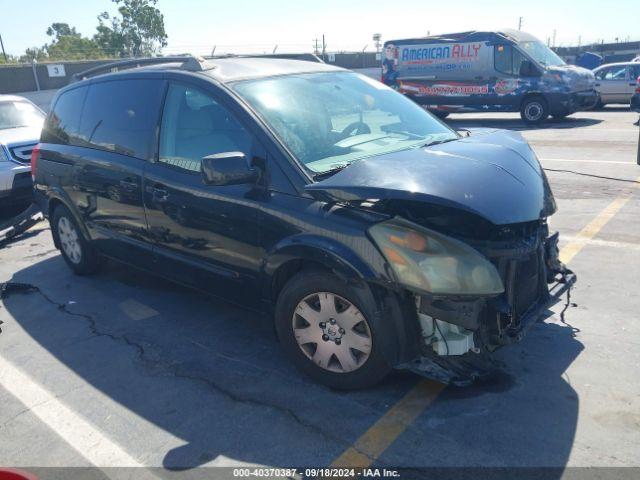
313;38;319;55
552;29;557;47
0;34;7;62
518;17;523;31
322;35;326;61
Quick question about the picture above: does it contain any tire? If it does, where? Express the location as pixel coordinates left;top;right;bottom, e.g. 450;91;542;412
51;205;101;275
275;270;392;390
520;96;549;125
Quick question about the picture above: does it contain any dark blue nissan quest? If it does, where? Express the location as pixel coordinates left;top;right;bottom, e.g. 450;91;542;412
33;56;575;389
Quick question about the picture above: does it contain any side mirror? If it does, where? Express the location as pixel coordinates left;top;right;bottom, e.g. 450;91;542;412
201;152;259;186
519;60;541;77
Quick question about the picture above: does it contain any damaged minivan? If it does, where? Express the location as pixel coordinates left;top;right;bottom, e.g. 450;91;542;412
33;56;575;389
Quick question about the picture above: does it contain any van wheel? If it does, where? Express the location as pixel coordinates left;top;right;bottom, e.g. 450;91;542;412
520;96;548;125
275;270;391;390
52;205;101;275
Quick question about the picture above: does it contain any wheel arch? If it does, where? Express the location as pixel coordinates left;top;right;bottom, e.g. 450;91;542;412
520;91;548;109
47;190;92;247
264;234;422;366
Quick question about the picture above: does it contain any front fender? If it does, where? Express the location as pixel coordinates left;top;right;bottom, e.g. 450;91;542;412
262;234;421;365
263;233;381;283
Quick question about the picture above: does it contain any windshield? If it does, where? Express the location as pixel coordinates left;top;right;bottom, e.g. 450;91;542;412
233;72;457;174
519;41;565;67
0;100;45;130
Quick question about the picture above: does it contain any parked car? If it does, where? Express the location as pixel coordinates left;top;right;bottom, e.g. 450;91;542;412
33;56;575;389
0;95;45;207
593;62;640;107
381;29;597;124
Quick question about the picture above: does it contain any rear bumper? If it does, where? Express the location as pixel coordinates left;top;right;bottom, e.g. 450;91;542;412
0;168;32;205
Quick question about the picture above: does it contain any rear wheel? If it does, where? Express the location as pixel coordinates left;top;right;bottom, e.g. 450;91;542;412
275;270;391;390
520;96;548;125
52;205;101;275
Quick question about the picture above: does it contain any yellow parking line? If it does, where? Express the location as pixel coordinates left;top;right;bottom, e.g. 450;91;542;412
560;177;640;264
331;175;640;468
331;380;445;467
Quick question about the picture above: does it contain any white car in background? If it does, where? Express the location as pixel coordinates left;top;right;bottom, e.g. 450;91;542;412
0;95;45;207
593;62;640;107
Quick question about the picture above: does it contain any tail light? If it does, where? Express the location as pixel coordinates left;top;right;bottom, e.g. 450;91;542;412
30;143;40;181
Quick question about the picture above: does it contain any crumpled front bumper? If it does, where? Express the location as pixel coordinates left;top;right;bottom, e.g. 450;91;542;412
398;230;577;386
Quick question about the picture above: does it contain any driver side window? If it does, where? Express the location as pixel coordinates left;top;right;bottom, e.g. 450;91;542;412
159;83;252;173
494;44;527;76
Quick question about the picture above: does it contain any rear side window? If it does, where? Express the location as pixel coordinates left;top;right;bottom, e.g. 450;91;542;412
628;65;640;81
41;86;87;145
78;79;164;160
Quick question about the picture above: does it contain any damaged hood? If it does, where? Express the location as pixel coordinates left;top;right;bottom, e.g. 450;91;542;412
306;129;556;225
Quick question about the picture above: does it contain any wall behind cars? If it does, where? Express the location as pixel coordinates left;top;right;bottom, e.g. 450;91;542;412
0;60;110;94
0;53;382;95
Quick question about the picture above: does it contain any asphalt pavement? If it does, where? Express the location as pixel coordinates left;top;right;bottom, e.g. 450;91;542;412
0;107;638;479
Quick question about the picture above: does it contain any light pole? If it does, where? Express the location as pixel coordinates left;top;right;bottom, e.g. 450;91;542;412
0;34;7;62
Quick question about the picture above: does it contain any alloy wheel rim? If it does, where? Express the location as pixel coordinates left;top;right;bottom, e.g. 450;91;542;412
58;217;82;264
292;292;372;373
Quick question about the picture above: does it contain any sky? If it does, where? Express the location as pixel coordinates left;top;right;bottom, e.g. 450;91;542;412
0;0;638;57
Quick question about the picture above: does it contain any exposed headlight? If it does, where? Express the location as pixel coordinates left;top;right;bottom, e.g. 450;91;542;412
369;218;504;296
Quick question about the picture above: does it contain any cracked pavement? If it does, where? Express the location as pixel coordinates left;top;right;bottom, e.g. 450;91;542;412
0;109;639;474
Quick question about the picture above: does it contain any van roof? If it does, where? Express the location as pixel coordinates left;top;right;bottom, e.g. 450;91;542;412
72;56;344;85
384;28;541;46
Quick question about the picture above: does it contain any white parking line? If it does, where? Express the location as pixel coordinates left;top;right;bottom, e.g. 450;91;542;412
561;235;640;251
0;355;145;467
540;157;637;165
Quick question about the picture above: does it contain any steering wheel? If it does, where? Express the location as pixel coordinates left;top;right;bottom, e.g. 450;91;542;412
341;121;371;137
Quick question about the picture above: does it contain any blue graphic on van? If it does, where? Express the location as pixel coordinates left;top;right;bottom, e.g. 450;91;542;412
382;29;598;121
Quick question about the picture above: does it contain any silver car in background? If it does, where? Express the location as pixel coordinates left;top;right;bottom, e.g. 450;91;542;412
593;61;640;107
0;95;45;207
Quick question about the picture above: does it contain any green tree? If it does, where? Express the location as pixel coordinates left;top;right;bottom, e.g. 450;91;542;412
47;35;107;61
94;0;168;57
19;47;48;63
44;22;107;60
46;23;80;41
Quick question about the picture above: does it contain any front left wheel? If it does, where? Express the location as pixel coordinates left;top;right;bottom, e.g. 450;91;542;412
275;270;392;390
520;95;549;125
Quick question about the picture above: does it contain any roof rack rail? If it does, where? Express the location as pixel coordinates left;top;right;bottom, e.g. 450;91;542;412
204;53;325;63
72;55;214;82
